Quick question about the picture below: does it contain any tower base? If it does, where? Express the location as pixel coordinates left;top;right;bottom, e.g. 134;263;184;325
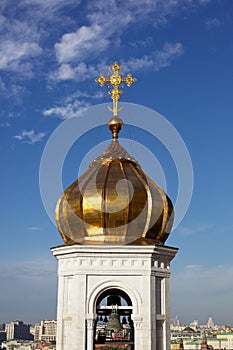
52;244;178;350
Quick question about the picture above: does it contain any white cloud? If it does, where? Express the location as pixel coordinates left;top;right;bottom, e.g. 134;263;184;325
184;264;203;271
123;42;184;71
51;62;100;82
0;256;57;322
0;1;81;77
173;264;233;296
55;24;110;64
47;41;183;116
54;0;213;69
0;77;7;92
0;0;213;81
0;79;26;102
52;42;183;83
14;129;46;144
55;63;76;80
205;18;221;30
0;122;10;127
43;88;103;119
53;1;145;66
43;100;90;119
27;226;42;231
0;13;43;77
198;0;212;4
176;222;213;235
21;0;80;16
1;257;56;281
53;0;194;83
0;40;42;74
64;90;103;102
171;264;233;324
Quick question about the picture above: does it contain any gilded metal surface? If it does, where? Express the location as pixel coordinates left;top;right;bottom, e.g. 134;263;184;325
90;140;138;166
55;141;174;245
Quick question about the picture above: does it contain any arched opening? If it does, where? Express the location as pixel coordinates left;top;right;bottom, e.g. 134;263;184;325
94;288;134;349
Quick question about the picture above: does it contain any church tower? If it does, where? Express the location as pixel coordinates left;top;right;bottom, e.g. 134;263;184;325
52;62;178;350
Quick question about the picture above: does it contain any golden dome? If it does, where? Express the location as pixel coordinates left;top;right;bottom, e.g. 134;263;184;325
55;139;174;245
55;62;174;245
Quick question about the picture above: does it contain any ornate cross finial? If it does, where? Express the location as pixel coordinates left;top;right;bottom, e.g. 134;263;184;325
95;61;136;117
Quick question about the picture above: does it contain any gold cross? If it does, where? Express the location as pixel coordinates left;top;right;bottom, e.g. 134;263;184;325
95;62;136;116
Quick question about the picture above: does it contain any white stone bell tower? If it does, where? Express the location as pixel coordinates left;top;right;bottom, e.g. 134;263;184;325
52;245;177;350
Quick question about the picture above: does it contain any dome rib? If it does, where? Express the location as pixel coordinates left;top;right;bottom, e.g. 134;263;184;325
128;161;152;238
82;163;106;239
101;162;111;236
119;161;130;235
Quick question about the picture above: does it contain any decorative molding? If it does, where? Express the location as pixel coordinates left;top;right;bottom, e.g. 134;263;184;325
87;280;142;315
131;315;143;329
58;255;173;278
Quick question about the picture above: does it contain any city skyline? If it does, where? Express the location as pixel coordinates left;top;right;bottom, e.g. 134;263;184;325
0;316;230;330
1;0;233;324
1;316;233;349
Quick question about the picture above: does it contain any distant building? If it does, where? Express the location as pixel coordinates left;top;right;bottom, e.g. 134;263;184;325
37;341;56;349
0;330;6;342
190;320;199;330
207;317;214;329
200;330;208;350
0;324;5;331
34;320;57;342
171;316;182;331
1;340;37;349
182;326;196;335
171;331;233;350
5;321;32;340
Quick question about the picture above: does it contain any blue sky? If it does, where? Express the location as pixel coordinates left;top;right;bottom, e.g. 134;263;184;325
1;0;233;325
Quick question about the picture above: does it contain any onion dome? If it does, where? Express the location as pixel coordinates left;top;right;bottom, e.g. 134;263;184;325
55;138;173;245
55;62;174;246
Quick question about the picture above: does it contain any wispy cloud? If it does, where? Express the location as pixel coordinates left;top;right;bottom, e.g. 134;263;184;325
27;226;42;231
176;222;213;236
184;264;203;271
199;0;213;5
55;24;110;64
0;1;81;78
0;40;42;75
0;13;42;76
14;129;46;144
46;41;182;116
171;264;233;323
1;256;56;281
205;18;221;30
65;90;103;101
0;77;7;93
0;256;57;322
0;0;213;84
50;62;103;82
123;42;184;71
0;83;27;104
173;264;233;295
51;42;183;83
43;100;90;119
0;122;10;127
43;89;103;119
52;0;212;82
21;0;70;9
